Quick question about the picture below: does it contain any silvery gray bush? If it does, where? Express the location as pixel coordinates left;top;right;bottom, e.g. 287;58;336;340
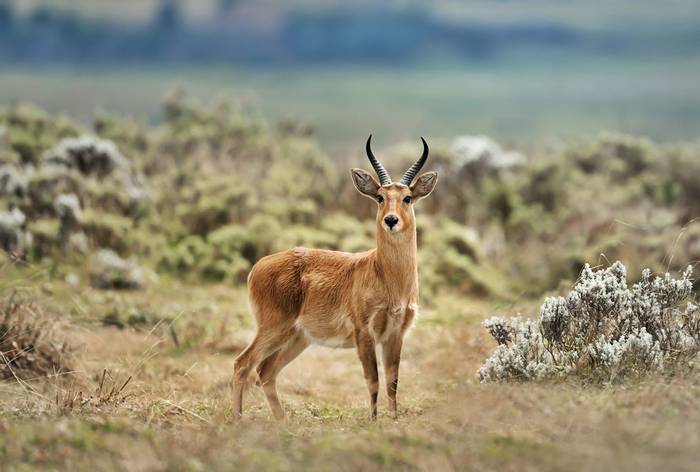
44;136;129;178
54;193;82;248
478;262;699;382
89;249;144;290
0;165;28;197
0;208;27;254
43;136;148;207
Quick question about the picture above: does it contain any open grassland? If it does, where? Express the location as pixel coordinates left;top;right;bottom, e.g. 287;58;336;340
2;58;700;155
2;93;700;469
1;266;699;472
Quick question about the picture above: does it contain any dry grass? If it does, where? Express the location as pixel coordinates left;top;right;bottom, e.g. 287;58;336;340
0;294;72;382
53;369;133;416
0;275;699;471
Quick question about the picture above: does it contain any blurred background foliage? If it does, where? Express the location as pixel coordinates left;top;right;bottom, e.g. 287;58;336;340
3;93;700;301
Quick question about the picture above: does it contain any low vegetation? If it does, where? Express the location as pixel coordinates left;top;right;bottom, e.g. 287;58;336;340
478;262;700;382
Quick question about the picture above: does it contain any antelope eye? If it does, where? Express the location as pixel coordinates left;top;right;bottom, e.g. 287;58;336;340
403;196;412;204
376;195;384;204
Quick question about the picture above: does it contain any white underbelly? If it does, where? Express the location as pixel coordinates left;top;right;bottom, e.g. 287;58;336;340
295;315;355;349
304;332;355;348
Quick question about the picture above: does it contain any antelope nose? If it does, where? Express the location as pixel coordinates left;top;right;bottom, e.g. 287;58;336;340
384;215;399;228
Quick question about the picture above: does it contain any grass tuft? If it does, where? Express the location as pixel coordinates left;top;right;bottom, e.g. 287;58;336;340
0;293;72;382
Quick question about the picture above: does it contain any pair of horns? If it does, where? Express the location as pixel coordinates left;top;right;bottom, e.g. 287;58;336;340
365;134;429;186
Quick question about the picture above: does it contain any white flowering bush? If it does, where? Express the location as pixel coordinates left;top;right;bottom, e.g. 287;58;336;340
478;262;700;382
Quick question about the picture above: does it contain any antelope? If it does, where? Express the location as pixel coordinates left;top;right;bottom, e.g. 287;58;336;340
232;135;438;421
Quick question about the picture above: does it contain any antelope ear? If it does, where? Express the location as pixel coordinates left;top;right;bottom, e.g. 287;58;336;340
410;171;438;201
351;168;380;199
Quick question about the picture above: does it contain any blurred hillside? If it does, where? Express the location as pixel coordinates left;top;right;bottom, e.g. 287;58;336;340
1;0;699;64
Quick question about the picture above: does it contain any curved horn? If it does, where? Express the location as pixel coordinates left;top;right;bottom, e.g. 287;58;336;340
365;134;391;186
399;137;429;186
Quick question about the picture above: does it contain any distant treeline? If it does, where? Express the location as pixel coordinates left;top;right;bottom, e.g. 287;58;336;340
0;1;697;64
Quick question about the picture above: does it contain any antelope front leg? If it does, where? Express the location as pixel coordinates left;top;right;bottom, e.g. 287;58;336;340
354;328;379;420
382;334;403;420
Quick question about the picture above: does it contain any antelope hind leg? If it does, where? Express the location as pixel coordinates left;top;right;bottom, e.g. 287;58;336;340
232;326;294;419
256;331;308;422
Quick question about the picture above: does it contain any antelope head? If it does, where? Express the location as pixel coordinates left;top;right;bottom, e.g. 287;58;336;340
352;135;438;237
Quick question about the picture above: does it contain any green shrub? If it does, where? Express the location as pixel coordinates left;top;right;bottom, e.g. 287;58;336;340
93;112;149;160
26;218;59;259
174;175;251;235
159;235;210;274
0;104;79;165
208;224;258;263
200;252;251;283
80;209;133;253
264;138;337;213
158;227;254;283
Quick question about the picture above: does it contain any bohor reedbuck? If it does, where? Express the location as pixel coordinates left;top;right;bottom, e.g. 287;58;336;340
232;135;438;421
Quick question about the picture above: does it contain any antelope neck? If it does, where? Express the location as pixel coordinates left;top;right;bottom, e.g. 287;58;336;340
375;226;417;297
